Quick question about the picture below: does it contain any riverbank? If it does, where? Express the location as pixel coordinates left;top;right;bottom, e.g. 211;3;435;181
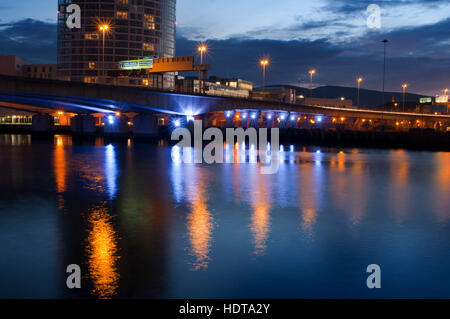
1;125;449;152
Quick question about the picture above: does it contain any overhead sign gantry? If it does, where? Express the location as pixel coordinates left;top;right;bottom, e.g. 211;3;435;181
110;56;210;93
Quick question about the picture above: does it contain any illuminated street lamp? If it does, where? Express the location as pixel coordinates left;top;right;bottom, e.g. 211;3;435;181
198;45;207;64
445;88;449;114
260;59;269;89
309;69;316;98
402;83;408;112
99;24;110;83
357;77;363;107
197;45;207;93
381;39;389;107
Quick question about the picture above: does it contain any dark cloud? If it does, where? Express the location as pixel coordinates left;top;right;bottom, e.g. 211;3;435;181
176;17;450;95
324;0;449;14
0;17;448;96
0;19;56;64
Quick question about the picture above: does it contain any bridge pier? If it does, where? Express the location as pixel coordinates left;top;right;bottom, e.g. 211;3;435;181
32;114;54;133
264;112;274;128
104;114;129;135
241;112;249;129
278;112;288;129
133;114;159;137
71;114;96;135
224;111;235;128
249;111;260;128
288;113;299;129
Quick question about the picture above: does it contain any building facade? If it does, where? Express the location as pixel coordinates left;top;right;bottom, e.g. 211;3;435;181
298;97;353;108
22;64;58;80
176;76;253;99
0;55;58;80
252;88;297;104
57;0;176;88
0;56;30;76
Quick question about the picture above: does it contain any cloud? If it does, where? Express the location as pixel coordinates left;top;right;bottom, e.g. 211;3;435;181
0;17;447;96
0;19;56;64
325;0;449;14
176;17;450;95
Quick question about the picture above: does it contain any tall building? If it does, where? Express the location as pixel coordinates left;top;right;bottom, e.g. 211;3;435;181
57;0;176;89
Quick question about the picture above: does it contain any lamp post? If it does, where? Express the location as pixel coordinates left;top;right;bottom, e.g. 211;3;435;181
198;45;207;64
260;59;269;90
197;45;207;93
381;39;388;107
444;88;449;114
99;24;109;84
357;77;363;107
402;83;408;112
309;69;316;98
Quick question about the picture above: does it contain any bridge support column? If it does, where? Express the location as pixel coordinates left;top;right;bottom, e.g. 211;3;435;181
264;112;274;128
249;111;260;128
103;114;129;135
224;111;235;128
202;114;210;128
32;114;54;133
288;113;299;129
71;114;96;135
133;114;158;137
241;112;249;129
278;112;288;129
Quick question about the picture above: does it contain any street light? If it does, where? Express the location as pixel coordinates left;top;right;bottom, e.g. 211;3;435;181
309;69;316;98
99;24;110;84
381;39;389;107
357;77;363;107
445;89;449;114
198;45;207;64
260;59;269;90
402;83;408;112
197;45;207;94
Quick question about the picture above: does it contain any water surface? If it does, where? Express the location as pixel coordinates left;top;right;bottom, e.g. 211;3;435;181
0;134;450;298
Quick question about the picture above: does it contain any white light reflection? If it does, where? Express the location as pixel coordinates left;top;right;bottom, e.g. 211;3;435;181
170;146;183;202
105;144;118;199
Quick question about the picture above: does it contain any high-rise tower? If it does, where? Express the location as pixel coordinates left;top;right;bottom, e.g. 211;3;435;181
57;0;176;89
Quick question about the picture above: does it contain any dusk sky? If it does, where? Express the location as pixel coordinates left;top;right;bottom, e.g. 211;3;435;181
0;0;449;95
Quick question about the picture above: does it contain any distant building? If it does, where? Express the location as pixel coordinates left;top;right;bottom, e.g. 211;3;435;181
298;97;353;108
252;88;297;104
0;107;34;125
0;55;57;80
417;95;449;114
209;76;253;92
176;76;252;99
0;55;30;76
22;64;57;80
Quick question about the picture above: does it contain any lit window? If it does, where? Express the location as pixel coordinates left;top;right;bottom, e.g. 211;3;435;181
143;42;155;51
144;14;156;29
85;33;98;40
116;11;128;19
89;62;96;70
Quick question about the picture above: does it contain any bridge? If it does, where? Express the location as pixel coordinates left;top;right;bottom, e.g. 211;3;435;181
1;75;449;135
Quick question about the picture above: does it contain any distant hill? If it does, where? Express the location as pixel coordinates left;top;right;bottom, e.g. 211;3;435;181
262;84;429;108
